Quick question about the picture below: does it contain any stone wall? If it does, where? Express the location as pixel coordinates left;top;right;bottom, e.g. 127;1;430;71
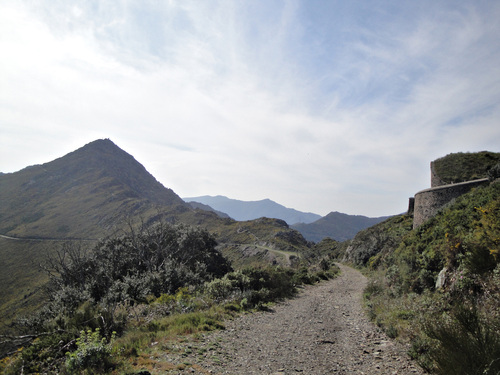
430;161;447;187
412;178;489;228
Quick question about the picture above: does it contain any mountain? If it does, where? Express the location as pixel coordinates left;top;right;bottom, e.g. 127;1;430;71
0;138;190;239
292;211;391;242
0;139;313;324
183;196;391;243
0;139;193;323
183;195;322;225
186;201;231;219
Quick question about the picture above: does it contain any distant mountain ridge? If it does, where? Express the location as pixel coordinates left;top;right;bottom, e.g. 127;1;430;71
186;201;231;219
292;211;391;242
183;195;322;225
184;195;391;243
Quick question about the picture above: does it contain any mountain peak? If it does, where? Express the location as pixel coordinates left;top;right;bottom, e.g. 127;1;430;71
62;138;135;167
0;139;188;238
83;137;116;148
64;139;185;205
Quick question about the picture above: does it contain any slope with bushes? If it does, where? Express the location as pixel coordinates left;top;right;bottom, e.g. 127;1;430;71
357;180;500;374
432;151;500;185
0;139;314;328
0;221;339;374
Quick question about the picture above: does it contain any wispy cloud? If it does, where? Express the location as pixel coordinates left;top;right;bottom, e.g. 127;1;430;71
1;0;499;216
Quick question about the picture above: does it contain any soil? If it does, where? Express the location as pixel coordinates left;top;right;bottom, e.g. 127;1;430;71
157;264;424;374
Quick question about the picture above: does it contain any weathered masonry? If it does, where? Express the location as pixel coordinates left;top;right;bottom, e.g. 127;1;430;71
409;153;500;228
412;178;489;228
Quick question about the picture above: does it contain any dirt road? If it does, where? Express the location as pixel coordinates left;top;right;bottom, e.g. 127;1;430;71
162;264;423;374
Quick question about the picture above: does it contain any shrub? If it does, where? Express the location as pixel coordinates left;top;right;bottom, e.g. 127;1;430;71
292;266;315;285
204;271;250;303
243;266;297;304
153;287;200;315
65;328;115;373
408;336;434;372
35;222;233;337
488;162;500;181
425;305;500;375
363;279;384;300
44;223;232;311
0;331;76;374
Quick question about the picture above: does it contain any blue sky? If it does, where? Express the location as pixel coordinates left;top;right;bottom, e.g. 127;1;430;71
1;0;500;217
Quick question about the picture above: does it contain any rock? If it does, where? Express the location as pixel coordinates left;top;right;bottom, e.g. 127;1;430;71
436;267;448;289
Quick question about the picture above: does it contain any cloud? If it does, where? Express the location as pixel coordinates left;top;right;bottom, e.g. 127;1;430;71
1;0;499;217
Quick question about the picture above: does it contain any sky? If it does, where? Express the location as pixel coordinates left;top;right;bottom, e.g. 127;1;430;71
1;0;500;217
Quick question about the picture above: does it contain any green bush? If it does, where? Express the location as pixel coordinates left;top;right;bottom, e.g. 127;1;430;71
242;266;297;304
292;266;316;285
408;336;434;372
363;279;384;300
393;182;500;294
0;331;76;374
34;222;232;335
65;328;115;373
425;306;500;375
44;223;232;310
153;287;198;314
204;271;250;302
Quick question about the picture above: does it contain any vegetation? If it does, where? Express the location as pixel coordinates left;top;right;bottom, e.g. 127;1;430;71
342;214;413;267
432;151;500;184
5;142;497;373
0;139;318;331
65;328;116;373
0;221;339;373
0;239;55;325
359;181;500;374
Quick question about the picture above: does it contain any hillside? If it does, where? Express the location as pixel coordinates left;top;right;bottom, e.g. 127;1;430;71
432;151;500;185
0;139;313;325
292;211;390;242
0;142;341;373
0;139;189;239
187;201;231;219
183;195;322;224
339;153;500;374
340;214;412;266
0;139;193;321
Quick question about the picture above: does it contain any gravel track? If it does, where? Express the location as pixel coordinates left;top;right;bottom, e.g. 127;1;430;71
160;264;423;374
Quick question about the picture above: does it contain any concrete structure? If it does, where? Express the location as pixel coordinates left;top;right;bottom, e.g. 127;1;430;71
412;178;489;228
430;161;449;187
409;154;500;228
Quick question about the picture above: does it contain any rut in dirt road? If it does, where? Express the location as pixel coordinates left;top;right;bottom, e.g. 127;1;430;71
165;264;423;374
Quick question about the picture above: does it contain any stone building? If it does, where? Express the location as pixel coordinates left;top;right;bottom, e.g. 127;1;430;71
410;161;490;228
